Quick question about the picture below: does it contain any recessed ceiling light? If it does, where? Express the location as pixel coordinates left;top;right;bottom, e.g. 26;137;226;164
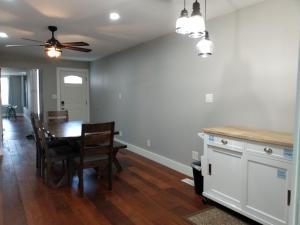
110;12;120;21
0;32;8;38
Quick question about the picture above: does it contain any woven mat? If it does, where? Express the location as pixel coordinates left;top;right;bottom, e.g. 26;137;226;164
185;207;253;225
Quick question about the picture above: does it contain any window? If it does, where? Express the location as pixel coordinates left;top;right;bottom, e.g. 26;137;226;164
64;75;83;84
1;77;9;105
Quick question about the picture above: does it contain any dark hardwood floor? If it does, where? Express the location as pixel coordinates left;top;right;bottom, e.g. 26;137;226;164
0;117;208;225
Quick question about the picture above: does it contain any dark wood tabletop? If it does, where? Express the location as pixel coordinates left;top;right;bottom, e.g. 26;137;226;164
45;121;119;138
46;121;83;138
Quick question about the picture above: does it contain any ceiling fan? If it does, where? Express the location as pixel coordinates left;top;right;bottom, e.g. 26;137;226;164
6;26;92;58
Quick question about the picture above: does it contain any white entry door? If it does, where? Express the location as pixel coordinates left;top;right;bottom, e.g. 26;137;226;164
57;68;89;122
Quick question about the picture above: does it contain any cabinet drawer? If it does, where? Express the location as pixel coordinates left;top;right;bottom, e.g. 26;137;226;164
206;134;244;152
246;142;293;161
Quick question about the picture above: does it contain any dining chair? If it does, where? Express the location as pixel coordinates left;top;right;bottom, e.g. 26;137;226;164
72;122;115;197
47;111;69;123
30;112;42;172
36;120;76;186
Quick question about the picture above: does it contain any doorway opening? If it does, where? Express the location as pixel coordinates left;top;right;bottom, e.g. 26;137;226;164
0;67;42;140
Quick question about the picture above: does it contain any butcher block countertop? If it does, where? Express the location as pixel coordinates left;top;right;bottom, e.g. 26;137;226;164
202;126;293;148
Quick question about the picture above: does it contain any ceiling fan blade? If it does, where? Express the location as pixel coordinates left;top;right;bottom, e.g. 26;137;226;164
5;44;45;47
63;46;92;52
21;38;44;43
61;42;89;46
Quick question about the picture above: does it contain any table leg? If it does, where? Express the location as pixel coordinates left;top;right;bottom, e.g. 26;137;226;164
112;149;122;172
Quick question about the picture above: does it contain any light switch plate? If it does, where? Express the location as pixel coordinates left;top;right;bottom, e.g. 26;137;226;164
118;93;122;100
205;93;214;103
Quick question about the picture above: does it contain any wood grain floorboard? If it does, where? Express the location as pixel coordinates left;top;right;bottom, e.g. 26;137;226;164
0;118;208;225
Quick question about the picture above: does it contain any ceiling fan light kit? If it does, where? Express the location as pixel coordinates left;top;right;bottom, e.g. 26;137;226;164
46;46;62;58
6;25;92;59
176;0;213;57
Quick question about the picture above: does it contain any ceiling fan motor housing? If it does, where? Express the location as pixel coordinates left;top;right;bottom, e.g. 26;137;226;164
47;26;61;47
48;26;57;32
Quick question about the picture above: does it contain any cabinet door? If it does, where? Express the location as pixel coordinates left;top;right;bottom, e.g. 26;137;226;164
244;153;291;225
206;145;243;209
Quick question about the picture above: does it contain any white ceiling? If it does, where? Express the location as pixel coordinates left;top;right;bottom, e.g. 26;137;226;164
0;0;264;61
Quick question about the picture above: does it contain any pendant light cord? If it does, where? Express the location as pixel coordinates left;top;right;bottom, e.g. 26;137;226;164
184;0;186;9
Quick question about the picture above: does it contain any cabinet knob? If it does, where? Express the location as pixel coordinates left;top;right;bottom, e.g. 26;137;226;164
221;139;228;145
264;147;273;154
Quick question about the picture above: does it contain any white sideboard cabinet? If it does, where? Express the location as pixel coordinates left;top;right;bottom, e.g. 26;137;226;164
199;127;293;225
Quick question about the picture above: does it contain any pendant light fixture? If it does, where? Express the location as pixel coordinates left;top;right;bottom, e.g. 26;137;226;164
197;31;213;57
176;0;190;35
188;0;205;38
175;0;213;56
196;0;213;57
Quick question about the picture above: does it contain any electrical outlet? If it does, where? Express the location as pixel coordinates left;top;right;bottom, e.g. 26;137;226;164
119;131;123;137
146;139;151;147
192;151;199;160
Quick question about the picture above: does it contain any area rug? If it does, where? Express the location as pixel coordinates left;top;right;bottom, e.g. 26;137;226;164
185;207;251;225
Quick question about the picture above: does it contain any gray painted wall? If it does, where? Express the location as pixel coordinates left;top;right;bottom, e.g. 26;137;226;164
91;0;300;166
0;54;89;118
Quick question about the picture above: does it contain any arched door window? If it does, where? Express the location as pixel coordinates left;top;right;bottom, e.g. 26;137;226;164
64;75;83;84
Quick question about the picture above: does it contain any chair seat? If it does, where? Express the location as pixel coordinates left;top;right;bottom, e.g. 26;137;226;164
113;141;127;150
48;139;70;148
48;145;78;160
73;154;108;165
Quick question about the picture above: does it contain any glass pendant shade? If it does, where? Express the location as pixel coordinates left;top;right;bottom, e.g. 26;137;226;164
46;46;62;58
197;31;213;57
176;9;189;35
188;0;205;38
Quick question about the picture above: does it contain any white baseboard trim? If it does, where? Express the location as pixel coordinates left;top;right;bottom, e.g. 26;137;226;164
115;138;193;177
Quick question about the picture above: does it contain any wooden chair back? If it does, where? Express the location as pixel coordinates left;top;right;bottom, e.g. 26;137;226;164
81;122;115;158
35;119;48;155
30;113;38;141
31;113;43;147
47;111;69;123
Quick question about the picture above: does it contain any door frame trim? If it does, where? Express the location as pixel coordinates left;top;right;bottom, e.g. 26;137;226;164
56;67;90;122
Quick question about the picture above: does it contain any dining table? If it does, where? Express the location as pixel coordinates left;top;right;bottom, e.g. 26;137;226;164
44;121;126;186
45;120;120;139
